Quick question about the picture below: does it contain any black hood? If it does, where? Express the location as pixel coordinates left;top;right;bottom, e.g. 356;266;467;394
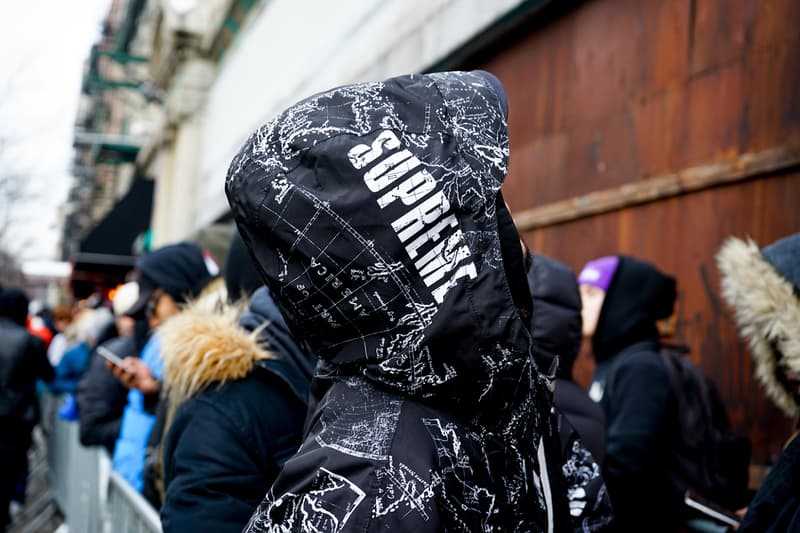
226;71;546;430
593;256;676;362
526;253;582;379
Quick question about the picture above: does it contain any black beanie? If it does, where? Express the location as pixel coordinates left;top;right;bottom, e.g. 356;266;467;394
137;242;213;303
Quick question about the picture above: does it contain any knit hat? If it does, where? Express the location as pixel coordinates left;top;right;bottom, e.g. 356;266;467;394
126;242;214;317
578;256;620;292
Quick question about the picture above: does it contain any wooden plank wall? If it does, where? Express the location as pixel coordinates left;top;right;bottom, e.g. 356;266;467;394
478;0;800;464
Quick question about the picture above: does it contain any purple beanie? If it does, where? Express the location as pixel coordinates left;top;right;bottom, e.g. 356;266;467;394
578;256;620;292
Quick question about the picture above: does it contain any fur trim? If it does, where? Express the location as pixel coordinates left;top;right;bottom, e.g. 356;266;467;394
717;236;800;418
159;281;274;409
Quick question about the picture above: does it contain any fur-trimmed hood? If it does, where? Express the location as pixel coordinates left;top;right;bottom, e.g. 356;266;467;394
717;236;800;419
159;280;273;409
160;284;316;413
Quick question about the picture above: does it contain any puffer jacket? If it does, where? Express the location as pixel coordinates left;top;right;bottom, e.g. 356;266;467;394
227;70;613;531
158;287;315;533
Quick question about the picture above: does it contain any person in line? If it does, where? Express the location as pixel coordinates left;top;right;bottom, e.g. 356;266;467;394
0;287;54;529
527;252;607;465
46;304;74;367
76;281;149;453
158;235;316;532
717;233;800;532
49;307;115;395
526;252;611;528
227;70;612;531
579;255;680;532
108;242;215;493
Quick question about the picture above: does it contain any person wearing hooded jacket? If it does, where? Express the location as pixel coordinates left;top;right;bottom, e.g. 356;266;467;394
717;233;800;532
0;287;54;529
579;256;680;532
527;253;611;530
155;230;316;532
158;286;315;533
227;70;613;531
527;252;606;465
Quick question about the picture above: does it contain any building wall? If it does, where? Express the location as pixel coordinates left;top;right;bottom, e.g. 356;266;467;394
194;0;529;230
477;0;800;464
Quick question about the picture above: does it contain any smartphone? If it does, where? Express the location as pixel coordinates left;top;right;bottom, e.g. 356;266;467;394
684;490;740;528
97;345;126;368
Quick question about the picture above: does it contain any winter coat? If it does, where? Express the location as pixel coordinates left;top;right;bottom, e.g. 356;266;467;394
112;334;162;491
739;432;799;532
717;234;800;532
227;70;612;531
0;317;53;451
159;287;315;533
76;334;141;453
49;341;91;394
587;257;680;532
527;253;607;466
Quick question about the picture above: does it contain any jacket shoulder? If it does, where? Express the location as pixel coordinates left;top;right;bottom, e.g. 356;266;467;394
243;378;443;532
175;370;306;457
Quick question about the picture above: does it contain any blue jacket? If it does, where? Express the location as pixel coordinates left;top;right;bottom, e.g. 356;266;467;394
49;342;91;394
112;334;163;492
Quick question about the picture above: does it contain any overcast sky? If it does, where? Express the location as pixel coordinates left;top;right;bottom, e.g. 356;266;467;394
0;0;111;262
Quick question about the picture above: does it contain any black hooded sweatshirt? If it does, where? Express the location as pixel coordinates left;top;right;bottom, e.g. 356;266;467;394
588;256;680;532
226;71;613;531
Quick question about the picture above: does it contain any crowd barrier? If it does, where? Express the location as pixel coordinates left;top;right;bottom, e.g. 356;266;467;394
45;395;162;533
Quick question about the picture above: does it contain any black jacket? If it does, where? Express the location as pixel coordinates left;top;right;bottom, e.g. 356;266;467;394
228;71;612;531
0;316;53;451
588;257;680;532
76;335;137;453
527;253;607;466
160;287;315;533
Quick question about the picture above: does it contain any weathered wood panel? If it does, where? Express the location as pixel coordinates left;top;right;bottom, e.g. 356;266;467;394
475;0;800;464
523;173;800;463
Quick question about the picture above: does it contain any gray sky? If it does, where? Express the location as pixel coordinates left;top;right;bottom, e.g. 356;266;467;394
0;0;111;261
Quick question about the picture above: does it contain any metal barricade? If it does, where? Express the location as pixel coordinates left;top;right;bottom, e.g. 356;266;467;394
47;396;104;533
106;469;162;533
45;394;162;533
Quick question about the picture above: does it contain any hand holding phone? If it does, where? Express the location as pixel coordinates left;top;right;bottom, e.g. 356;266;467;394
684;490;740;529
97;346;126;368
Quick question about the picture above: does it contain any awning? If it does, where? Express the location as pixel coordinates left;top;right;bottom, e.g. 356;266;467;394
74;177;154;266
